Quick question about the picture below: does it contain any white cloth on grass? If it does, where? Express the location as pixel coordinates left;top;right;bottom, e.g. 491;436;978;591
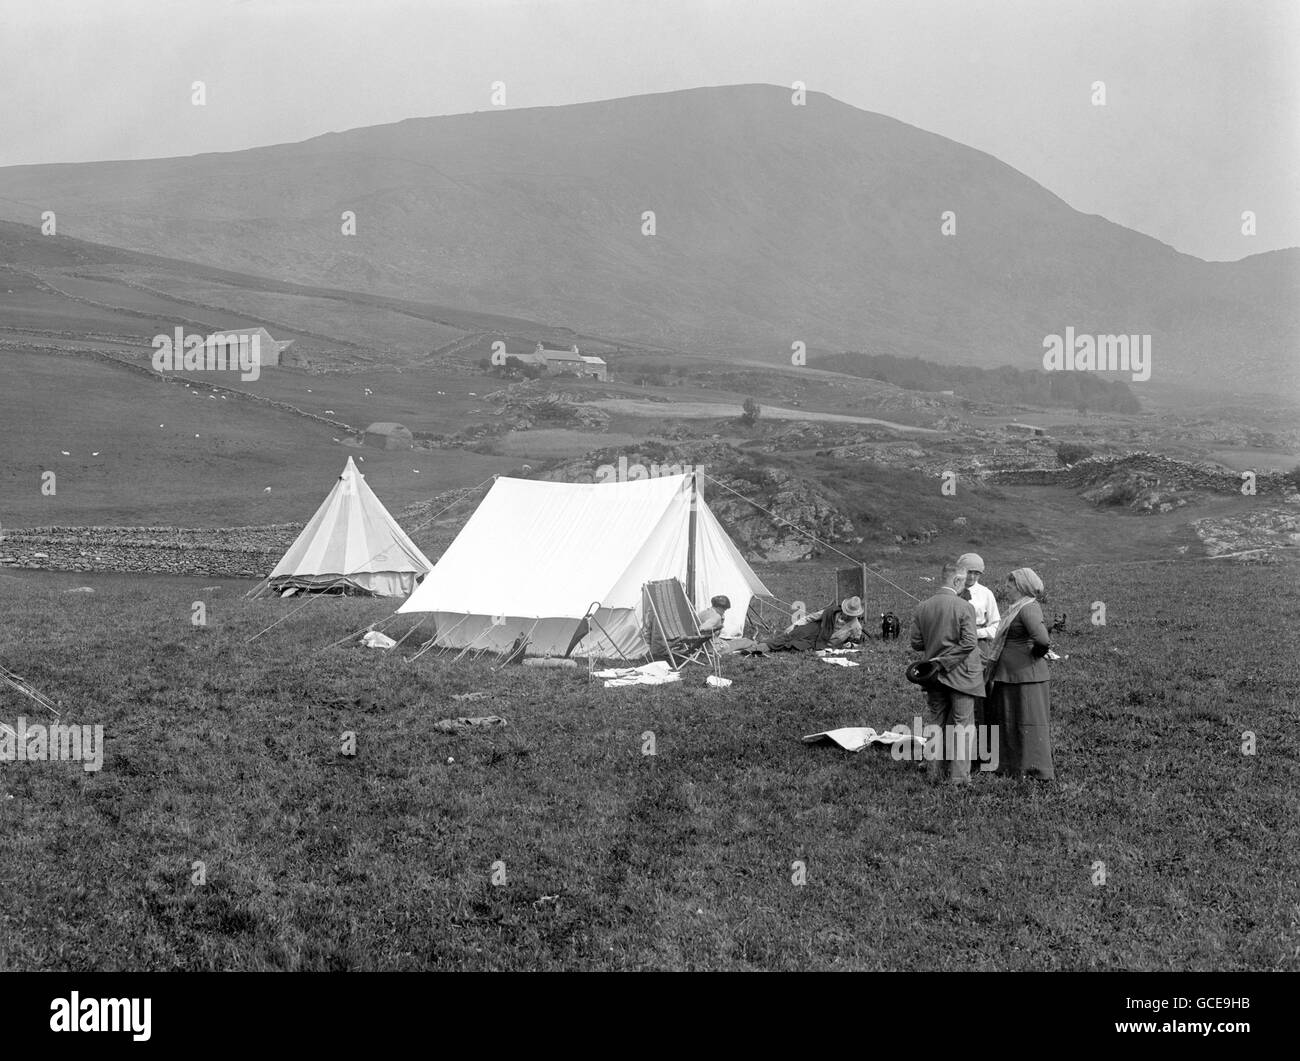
595;660;682;687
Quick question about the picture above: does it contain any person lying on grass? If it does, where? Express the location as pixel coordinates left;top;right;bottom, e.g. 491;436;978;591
757;595;865;652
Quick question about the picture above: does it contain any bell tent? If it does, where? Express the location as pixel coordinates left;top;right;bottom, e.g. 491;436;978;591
263;456;431;597
397;473;773;658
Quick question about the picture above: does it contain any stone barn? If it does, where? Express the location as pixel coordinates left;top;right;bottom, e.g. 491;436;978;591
204;326;293;368
363;422;414;450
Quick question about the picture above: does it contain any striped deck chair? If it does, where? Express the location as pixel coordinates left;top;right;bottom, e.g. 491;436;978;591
642;578;719;674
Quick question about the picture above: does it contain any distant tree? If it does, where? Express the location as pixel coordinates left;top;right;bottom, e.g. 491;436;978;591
502;356;544;380
740;397;761;427
1056;442;1093;466
1284;464;1300;490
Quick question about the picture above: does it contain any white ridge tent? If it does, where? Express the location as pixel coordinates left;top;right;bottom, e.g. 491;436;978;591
263;456;431;597
397;473;774;658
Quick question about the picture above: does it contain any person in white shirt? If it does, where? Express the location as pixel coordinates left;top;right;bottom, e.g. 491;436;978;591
696;595;730;636
957;553;1000;654
957;552;1000;732
697;594;764;654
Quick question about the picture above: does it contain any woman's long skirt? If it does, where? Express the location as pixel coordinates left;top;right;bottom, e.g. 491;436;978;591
989;680;1055;780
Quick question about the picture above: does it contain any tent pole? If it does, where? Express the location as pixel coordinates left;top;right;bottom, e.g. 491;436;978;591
686;470;698;608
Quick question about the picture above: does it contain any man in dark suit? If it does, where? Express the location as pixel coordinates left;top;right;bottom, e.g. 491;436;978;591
909;560;986;784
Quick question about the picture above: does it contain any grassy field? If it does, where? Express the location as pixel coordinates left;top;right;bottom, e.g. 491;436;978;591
114;271;469;354
0;560;1295;971
0;351;520;526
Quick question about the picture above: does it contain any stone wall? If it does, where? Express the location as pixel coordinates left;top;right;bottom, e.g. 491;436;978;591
0;524;301;578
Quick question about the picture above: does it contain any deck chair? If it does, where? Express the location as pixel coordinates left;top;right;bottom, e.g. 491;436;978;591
641;578;720;674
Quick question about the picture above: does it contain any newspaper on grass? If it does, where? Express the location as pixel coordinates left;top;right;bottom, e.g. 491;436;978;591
802;727;927;752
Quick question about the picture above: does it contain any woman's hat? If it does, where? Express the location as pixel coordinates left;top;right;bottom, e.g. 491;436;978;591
711;595;731;610
906;659;943;686
840;596;864;618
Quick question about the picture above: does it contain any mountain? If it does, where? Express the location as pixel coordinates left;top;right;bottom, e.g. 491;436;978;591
0;84;1294;393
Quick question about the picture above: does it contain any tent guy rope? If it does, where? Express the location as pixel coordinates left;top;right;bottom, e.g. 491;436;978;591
0;663;61;718
700;473;922;603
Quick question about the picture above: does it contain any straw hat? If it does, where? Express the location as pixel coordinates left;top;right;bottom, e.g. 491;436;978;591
840;595;864;618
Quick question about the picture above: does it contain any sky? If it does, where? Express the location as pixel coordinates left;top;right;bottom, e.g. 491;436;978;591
2;0;1296;261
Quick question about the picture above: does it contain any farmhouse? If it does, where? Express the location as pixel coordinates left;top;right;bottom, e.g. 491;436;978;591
363;422;414;450
580;355;608;380
532;342;608;381
1005;422;1046;437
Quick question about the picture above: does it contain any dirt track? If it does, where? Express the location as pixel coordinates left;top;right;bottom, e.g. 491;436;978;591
589;398;936;432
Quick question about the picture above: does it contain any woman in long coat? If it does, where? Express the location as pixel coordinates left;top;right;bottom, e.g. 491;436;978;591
987;568;1055;780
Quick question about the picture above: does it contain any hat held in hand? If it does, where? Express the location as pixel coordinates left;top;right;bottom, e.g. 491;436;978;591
906;659;943;686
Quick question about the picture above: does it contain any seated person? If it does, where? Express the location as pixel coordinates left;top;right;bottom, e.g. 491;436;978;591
758;596;865;652
696;593;765;654
696;594;730;635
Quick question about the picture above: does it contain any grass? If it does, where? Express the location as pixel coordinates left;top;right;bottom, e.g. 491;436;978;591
0;351;519;526
0;559;1296;971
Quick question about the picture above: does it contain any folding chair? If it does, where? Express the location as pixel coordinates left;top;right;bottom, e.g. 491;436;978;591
641;578;720;675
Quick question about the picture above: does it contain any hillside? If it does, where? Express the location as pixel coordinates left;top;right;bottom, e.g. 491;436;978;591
0;85;1294;394
0;218;635;368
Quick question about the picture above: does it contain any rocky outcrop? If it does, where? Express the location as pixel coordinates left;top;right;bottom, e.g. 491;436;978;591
991;452;1293;509
536;442;855;560
498;392;610;431
1192;499;1300;562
